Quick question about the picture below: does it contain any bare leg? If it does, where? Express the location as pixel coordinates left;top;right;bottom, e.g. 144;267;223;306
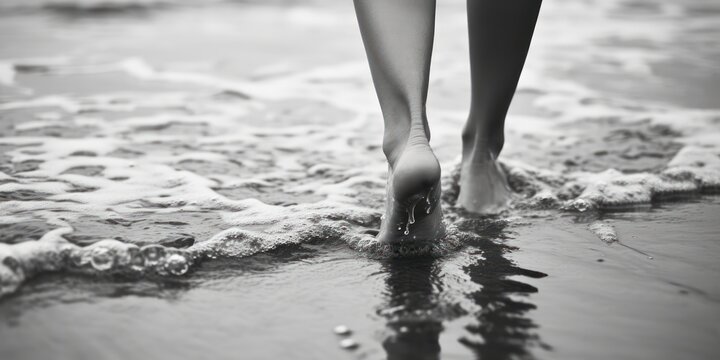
354;0;444;245
458;0;541;213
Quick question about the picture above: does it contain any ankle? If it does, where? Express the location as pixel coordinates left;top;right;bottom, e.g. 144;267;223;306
461;123;504;159
382;118;430;166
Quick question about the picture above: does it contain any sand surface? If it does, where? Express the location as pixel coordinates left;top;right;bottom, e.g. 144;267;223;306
0;0;719;359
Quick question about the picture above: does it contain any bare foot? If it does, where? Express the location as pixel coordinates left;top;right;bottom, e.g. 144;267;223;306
376;136;445;246
456;130;512;213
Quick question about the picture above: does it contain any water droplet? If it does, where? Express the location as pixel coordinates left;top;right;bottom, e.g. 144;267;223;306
164;253;189;276
339;338;359;350
333;325;351;335
90;247;114;271
141;244;166;266
403;198;422;236
407;203;417;225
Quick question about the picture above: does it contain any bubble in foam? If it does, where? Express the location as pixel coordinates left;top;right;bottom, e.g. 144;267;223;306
0;254;26;296
2;256;22;274
141;244;166;266
71;249;92;267
129;255;145;271
117;246;144;271
164;253;190;276
569;198;593;212
90;247;114;271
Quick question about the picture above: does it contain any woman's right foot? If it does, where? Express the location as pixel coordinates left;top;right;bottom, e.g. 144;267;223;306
456;151;512;213
376;136;445;246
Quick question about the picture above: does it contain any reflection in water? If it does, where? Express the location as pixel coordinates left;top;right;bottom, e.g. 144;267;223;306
458;218;551;359
0;273;192;326
380;218;549;359
0;245;319;325
380;257;444;360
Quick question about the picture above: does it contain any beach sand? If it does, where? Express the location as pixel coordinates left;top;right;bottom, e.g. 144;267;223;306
0;0;719;359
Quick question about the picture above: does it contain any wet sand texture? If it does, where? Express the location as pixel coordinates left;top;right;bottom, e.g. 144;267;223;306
0;0;719;359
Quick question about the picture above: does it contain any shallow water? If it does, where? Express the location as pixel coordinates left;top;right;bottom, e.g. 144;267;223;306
1;0;719;359
1;198;718;360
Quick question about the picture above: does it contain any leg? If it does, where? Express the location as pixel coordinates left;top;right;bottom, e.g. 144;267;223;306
457;0;541;213
354;0;444;245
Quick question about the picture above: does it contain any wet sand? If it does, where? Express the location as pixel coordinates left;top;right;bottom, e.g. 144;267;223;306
1;197;718;360
1;0;719;359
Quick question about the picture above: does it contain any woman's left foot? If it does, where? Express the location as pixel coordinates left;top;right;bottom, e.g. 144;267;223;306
376;139;445;246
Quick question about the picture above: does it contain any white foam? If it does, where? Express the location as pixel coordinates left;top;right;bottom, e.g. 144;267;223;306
0;228;74;296
588;221;618;244
0;226;200;297
0;61;15;86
